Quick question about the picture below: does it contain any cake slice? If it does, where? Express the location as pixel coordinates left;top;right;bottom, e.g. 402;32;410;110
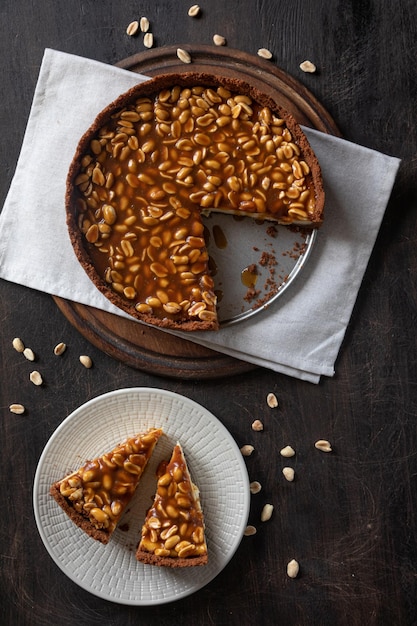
136;442;208;567
50;427;163;544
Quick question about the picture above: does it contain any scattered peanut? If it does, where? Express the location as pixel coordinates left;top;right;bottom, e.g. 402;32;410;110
251;419;264;432
240;444;255;456
282;467;295;482
314;439;332;452
143;32;154;48
9;404;25;415
176;48;192;63
29;371;43;386
257;47;273;59
250;480;262;494
53;342;67;356
126;21;139;37
23;347;35;361
79;355;93;369
12;337;25;352
213;34;226;46
188;4;201;17
244;525;257;536
266;392;278;408
140;16;150;32
300;60;317;73
280;445;295;458
287;559;300;578
261;503;274;522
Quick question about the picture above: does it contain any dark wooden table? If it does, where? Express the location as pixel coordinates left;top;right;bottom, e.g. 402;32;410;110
1;1;417;624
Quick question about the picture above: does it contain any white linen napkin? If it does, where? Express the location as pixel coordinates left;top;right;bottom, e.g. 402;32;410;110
0;49;401;382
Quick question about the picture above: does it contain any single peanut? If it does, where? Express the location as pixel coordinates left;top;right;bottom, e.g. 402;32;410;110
23;347;35;361
282;467;295;482
240;444;254;456
300;60;316;73
29;371;43;386
54;342;67;356
12;337;25;352
251;419;264;432
258;48;273;59
188;4;200;17
314;439;332;452
9;404;25;415
140;17;150;32
287;559;300;578
126;21;139;37
261;503;274;522
280;445;295;458
213;34;226;46
250;481;262;494
266;392;278;408
79;355;93;368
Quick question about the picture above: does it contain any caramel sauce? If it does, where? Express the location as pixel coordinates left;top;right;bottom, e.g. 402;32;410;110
241;265;259;288
212;224;228;249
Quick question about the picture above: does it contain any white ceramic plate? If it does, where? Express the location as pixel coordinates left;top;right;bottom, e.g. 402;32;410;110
33;388;250;605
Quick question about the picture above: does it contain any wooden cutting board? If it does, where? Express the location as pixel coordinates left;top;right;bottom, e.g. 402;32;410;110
53;45;341;380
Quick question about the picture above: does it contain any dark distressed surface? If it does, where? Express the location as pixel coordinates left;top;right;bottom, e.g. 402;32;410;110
1;1;417;625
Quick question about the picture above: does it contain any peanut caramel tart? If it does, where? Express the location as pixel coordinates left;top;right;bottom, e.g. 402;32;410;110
66;72;324;331
50;428;163;544
136;443;208;567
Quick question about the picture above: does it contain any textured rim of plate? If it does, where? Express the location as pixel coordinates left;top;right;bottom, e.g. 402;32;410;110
33;388;250;605
220;227;317;327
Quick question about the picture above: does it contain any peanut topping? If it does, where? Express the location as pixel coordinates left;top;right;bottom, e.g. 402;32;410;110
138;443;207;560
70;80;320;328
56;428;163;535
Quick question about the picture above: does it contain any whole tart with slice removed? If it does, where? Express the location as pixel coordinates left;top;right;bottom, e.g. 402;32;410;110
136;442;208;567
66;72;325;332
50;427;163;544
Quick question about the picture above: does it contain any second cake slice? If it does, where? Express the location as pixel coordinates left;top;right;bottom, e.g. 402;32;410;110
136;442;208;567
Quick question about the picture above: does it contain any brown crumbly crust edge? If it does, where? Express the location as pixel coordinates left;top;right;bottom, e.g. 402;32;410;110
49;482;111;544
66;72;324;332
135;548;208;568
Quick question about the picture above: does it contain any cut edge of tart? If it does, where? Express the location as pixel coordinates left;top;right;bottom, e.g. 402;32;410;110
49;427;163;544
136;442;208;567
66;72;325;332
